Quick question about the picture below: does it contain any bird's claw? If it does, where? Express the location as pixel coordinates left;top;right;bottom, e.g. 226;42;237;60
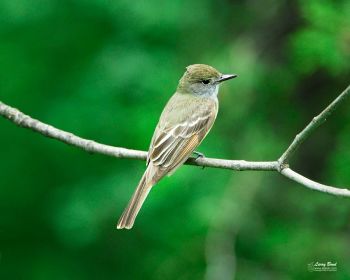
193;151;205;159
192;151;206;169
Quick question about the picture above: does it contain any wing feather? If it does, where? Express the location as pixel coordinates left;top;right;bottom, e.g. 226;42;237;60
148;98;217;175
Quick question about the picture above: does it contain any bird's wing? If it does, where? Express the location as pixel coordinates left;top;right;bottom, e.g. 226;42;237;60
147;94;218;175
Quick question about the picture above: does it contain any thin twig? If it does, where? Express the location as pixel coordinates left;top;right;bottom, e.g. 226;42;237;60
0;85;350;197
279;85;350;165
281;168;350;197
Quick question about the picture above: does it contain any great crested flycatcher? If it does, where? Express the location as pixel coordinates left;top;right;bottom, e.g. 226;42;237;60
117;64;237;229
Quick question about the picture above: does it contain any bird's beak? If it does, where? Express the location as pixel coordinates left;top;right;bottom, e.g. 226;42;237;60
217;74;238;83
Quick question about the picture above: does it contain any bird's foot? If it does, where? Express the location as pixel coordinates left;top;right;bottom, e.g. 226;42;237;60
193;151;205;159
192;151;206;169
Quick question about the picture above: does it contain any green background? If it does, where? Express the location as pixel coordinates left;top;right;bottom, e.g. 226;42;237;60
1;0;350;279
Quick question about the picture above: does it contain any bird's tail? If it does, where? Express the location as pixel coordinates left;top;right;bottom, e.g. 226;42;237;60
117;166;155;229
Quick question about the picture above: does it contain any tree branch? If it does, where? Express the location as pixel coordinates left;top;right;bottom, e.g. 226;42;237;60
1;84;349;197
278;85;350;165
0;101;277;171
280;168;350;197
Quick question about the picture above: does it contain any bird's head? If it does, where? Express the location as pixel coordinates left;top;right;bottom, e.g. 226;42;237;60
177;64;237;97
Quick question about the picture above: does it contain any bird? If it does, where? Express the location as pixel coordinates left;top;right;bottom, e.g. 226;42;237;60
117;64;237;229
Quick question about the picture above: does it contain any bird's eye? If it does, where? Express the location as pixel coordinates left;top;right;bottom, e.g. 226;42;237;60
202;80;210;85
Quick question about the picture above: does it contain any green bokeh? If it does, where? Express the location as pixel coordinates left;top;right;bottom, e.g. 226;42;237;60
1;0;349;279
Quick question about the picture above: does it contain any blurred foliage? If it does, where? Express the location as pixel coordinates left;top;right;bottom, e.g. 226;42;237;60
0;0;350;279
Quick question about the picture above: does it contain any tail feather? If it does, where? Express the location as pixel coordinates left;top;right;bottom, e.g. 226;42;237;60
117;167;154;229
